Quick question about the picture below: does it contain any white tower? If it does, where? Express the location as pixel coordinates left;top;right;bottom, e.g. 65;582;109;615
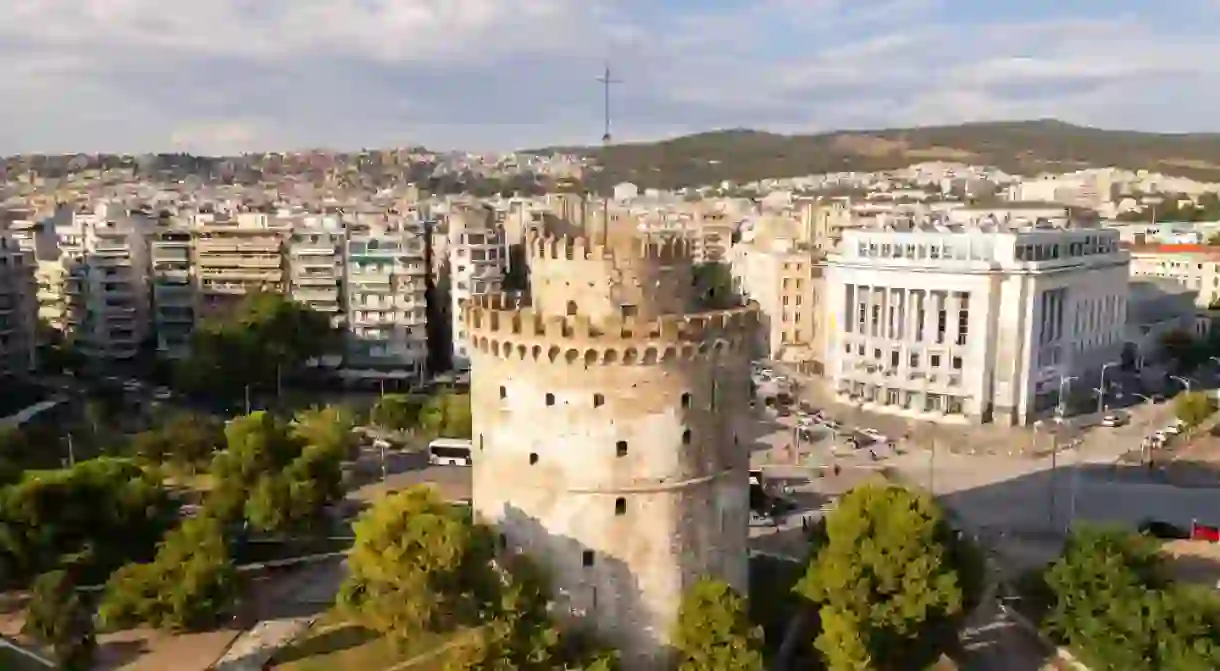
465;226;758;668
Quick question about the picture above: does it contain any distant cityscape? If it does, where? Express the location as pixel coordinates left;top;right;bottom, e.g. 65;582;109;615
1;151;1219;411
4;143;1220;668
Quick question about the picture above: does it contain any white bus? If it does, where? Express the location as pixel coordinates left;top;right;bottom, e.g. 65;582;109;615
428;438;474;466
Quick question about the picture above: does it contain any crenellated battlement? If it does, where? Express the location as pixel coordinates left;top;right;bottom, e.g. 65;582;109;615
525;230;693;264
462;294;759;365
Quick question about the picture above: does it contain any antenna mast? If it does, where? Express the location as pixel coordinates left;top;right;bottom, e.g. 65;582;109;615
596;63;621;244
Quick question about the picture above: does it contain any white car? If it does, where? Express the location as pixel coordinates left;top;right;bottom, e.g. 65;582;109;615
1162;423;1184;436
153;387;173;401
860;428;888;443
1100;414;1126;427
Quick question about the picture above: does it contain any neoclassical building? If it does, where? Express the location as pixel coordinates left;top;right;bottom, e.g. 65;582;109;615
825;226;1129;425
463;225;758;667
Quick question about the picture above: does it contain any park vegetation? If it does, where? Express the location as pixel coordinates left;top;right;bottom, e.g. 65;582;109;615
176;291;341;404
371;391;473;440
1032;526;1220;669
23;569;96;670
1174;390;1216;428
337;485;617;669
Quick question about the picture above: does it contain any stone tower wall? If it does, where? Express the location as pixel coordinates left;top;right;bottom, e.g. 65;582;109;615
525;230;695;322
465;236;759;669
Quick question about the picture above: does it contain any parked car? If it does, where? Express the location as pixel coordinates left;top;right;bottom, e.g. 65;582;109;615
1138;519;1190;540
1100;414;1127;427
1162;423;1184;436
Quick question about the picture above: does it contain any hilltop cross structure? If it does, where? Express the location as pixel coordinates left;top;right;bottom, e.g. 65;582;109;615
596;63;622;243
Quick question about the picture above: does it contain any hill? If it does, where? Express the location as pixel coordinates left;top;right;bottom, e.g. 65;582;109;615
528;120;1220;190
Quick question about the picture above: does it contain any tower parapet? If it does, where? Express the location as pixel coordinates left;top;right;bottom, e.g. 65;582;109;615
464;294;757;365
524;230;696;322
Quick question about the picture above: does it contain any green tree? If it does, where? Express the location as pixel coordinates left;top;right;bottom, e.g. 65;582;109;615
1174;390;1216;427
1160;329;1201;373
672;578;765;671
337;486;495;646
98;514;239;632
206;410;348;534
291;405;357;460
178;291;340;402
692;262;739;309
419;393;473;440
0;458;177;587
795;484;972;671
1043;526;1220;670
23;569;96;670
371;394;424;433
130;412;224;472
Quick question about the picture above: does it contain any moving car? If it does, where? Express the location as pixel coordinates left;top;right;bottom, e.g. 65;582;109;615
1100;414;1126;427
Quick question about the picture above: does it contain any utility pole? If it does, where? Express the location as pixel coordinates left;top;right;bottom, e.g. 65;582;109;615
65;432;75;467
244;384;251;415
596;63;622;244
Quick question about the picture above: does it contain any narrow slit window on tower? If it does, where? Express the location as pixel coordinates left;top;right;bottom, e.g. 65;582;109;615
499;385;507;399
682;429;692;445
479;434;484;451
545;393;555;406
593;393;605;408
567;300;578;316
529;452;539;465
582;550;595;567
681;392;692;408
614;498;627;515
616;440;628;457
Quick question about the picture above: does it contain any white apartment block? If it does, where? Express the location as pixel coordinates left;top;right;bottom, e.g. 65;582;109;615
53;204;152;360
445;206;505;370
288;216;345;318
342;215;429;379
1127;243;1220;309
826;227;1128;425
149;227;194;358
0;217;38;376
192;212;288;317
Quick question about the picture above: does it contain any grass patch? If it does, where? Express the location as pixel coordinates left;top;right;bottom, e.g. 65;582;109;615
269;612;461;671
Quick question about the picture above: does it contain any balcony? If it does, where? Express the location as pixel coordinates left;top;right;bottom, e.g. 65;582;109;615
152;249;190;263
89;255;131;268
294;275;337;287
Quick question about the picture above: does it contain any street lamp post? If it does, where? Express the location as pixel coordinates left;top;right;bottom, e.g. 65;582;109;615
1051;375;1077;531
1170;375;1192;394
1096;361;1120;415
1129;392;1156;465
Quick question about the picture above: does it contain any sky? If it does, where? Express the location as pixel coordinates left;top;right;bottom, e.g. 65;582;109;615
2;0;1220;155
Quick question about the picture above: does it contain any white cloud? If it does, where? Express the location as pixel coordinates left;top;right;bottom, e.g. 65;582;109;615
1;1;1218;154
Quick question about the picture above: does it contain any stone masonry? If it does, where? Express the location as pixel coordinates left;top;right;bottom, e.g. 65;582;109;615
464;227;759;668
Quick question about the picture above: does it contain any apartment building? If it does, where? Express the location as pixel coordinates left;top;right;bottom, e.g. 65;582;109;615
444;205;505;370
0;215;39;376
730;217;826;375
826;226;1128;425
149;227;194;358
288;215;345;318
52;204;152;360
192;211;288;316
1128;244;1220;309
342;214;429;380
800;199;857;251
